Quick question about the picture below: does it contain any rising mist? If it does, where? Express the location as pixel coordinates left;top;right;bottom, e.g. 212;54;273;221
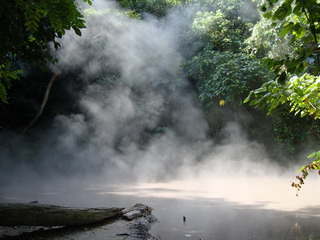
0;0;307;204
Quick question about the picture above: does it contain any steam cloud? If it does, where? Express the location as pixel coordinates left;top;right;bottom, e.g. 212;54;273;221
0;0;287;202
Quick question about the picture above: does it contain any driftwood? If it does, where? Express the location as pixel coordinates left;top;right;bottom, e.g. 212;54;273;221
0;203;124;227
0;203;157;240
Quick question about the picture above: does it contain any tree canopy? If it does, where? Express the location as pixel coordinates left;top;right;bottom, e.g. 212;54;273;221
2;0;320;190
184;0;265;109
0;0;92;103
245;0;320;190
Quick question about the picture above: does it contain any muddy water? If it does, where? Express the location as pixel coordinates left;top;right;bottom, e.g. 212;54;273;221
1;175;320;240
96;176;320;240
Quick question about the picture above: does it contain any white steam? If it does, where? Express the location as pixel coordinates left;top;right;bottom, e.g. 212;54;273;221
0;0;295;203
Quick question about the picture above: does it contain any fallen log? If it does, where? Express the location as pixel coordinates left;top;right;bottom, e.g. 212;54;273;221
0;203;124;227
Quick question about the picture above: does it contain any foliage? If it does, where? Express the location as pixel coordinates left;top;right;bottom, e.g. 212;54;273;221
272;105;320;153
0;0;92;103
117;0;185;18
244;0;320;190
245;74;320;118
192;10;250;52
83;6;142;19
188;50;268;108
254;0;320;77
291;151;320;192
184;0;266;110
187;0;259;20
245;18;296;59
0;61;23;103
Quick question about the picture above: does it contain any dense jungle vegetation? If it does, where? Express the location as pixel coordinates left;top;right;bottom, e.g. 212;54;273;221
1;0;320;187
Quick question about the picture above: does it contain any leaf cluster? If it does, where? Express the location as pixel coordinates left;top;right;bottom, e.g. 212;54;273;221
189;50;268;108
258;0;320;77
245;0;320;190
0;0;92;102
185;0;265;109
117;0;185;18
291;151;320;192
271;106;319;152
0;61;23;103
245;74;320;118
192;10;251;52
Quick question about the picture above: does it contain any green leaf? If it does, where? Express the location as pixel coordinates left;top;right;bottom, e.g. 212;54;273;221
244;95;251;103
279;22;294;37
73;27;82;36
54;41;61;49
263;11;273;19
273;3;292;21
0;84;8;103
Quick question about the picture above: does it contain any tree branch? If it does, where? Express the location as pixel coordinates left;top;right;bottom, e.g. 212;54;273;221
23;71;60;133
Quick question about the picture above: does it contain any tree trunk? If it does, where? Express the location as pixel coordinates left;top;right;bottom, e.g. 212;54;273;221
0;203;124;226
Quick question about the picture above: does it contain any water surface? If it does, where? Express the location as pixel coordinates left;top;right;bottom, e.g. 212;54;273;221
1;174;320;239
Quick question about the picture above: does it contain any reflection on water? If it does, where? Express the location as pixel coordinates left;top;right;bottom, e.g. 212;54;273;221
1;175;320;239
95;176;320;240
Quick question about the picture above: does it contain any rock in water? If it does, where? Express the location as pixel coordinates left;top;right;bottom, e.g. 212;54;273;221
123;203;154;220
